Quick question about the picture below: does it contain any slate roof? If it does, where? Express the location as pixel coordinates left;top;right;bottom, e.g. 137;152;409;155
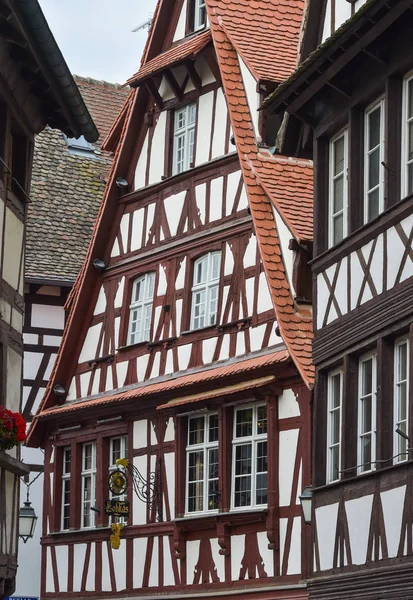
25;76;129;284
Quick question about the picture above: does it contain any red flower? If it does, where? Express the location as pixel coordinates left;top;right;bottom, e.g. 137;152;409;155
0;407;26;449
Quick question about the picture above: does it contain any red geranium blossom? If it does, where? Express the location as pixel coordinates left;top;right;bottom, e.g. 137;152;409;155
0;407;26;449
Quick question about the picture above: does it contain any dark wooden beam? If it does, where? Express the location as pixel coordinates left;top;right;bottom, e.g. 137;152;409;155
184;60;201;91
145;79;163;110
9;45;40;73
0;22;25;46
203;48;221;85
164;68;182;101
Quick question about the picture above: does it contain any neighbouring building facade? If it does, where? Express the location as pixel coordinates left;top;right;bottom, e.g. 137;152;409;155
28;1;315;600
0;1;97;598
265;0;413;597
16;76;128;598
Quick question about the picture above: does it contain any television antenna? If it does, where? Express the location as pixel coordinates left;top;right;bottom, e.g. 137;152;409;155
131;16;153;33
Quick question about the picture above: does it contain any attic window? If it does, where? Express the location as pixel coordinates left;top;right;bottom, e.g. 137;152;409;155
64;134;96;157
189;0;206;33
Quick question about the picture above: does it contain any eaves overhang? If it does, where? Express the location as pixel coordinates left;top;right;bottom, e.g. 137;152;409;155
12;0;98;142
260;0;409;116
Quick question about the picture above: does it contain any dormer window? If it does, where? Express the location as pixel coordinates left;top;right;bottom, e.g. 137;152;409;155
189;0;206;32
127;272;155;345
173;103;197;175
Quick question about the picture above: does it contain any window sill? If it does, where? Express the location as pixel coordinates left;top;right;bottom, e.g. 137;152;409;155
173;507;267;530
117;340;149;352
49;525;111;536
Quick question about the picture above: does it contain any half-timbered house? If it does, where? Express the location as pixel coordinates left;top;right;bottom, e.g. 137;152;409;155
28;1;314;599
264;0;413;597
0;1;97;598
16;76;128;598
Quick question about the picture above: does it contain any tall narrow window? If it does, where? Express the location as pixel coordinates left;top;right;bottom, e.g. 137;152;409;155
191;251;221;329
327;369;343;483
394;338;409;462
193;0;206;31
232;404;267;509
81;442;97;528
127;272;155;345
358;354;377;473
61;447;71;530
364;100;384;223
403;75;413;197
329;130;348;247
186;413;219;514
173;103;196;175
109;436;128;522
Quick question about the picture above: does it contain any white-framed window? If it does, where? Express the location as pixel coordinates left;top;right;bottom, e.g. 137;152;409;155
327;369;343;483
127;272;155;345
193;0;206;31
186;413;219;514
364;99;385;223
109;436;128;522
173;103;196;175
61;446;71;530
329;129;348;247
394;338;409;462
402;74;413;197
81;442;97;528
232;404;267;509
191;251;221;330
358;353;377;473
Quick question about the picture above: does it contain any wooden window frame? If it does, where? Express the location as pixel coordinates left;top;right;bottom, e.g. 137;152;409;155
357;352;377;474
393;337;410;463
109;436;128;523
190;251;221;330
231;402;268;511
186;0;207;35
401;72;413;199
172;102;197;175
363;97;385;224
328;129;348;248
326;368;343;483
127;272;156;346
61;446;72;531
81;441;97;529
185;411;219;515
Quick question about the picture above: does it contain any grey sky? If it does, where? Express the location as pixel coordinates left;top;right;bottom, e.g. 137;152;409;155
39;0;158;84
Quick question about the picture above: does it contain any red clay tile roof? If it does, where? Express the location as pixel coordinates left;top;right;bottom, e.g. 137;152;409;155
32;349;289;422
208;0;304;83
207;1;314;386
126;30;212;86
253;155;313;243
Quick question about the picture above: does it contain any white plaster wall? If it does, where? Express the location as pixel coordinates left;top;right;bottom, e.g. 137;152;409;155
78;323;102;363
316;272;329;330
231;534;245;581
172;0;187;41
345;494;373;565
257;272;273;313
195;184;206;224
133;419;148;448
225;171;242;216
210;176;224;221
287;517;301;574
133;537;147;588
32;303;65;330
114;277;125;308
120;213;129;252
278;388;300;419
3;207;23;290
73;543;88;591
149;536;159;587
149;111;167;184
272;206;295;296
133;455;148;525
195;91;214;166
93;286;107;315
381;486;406;558
102;542;112;591
131;208;144;252
278;428;299;506
164;452;175;520
238;56;259;140
112;539;127;590
6;348;21;413
187;539;200;584
315;502;339;570
134;132;149;190
163;535;175;586
211;89;228;159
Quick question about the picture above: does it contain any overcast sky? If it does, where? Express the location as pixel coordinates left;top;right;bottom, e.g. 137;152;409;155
39;0;158;84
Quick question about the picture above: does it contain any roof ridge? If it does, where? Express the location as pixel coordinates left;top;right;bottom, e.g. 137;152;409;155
74;74;126;89
258;152;313;168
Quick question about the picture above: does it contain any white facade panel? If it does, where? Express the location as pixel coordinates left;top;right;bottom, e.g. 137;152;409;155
211;88;228;159
345;494;374;565
149;111;167;185
32;303;65;330
278;429;299;506
315;502;339;570
164;191;186;237
278;388;300;419
381;486;406;558
196;91;214;166
78;323;102;363
135;132;149;190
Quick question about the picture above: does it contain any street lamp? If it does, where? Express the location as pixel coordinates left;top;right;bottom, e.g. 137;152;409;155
299;486;312;524
19;489;38;543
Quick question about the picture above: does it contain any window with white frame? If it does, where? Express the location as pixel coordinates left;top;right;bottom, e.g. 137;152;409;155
232;404;267;509
394;338;409;462
329;130;348;247
191;251;221;329
173;103;196;175
109;436;128;522
127;272;155;345
61;447;71;530
358;354;377;473
81;442;97;528
327;369;343;483
364;100;385;223
186;413;219;514
402;75;413;197
193;0;206;31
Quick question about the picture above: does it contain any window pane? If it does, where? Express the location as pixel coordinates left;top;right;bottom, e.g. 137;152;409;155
209;414;218;442
208;479;219;510
408;80;413;120
111;439;121;464
208;448;219;480
63;449;71;474
134;279;143;303
334;136;344;175
256;441;267;473
361;395;372;433
333;214;344;245
333;176;344;212
188;451;204;481
188;482;203;512
362;359;373;395
408;121;413;161
331;408;340;446
331;445;340;481
256;406;267;435
188;417;205;445
368;148;380;189
234;476;251;507
398;343;408;381
368;189;380;222
368;107;381;150
256;472;268;505
331;373;341;408
235;444;252;475
235;408;253;438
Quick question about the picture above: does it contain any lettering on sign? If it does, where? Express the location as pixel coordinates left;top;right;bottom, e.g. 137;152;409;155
104;498;130;518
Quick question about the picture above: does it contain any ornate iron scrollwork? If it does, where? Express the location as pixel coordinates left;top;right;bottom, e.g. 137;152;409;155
115;458;163;522
108;469;128;495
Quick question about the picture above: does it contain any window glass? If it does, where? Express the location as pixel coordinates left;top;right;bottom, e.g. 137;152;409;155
109;436;128;523
81;443;97;528
365;101;384;223
193;0;206;31
173;103;197;175
327;370;342;483
191;252;221;329
61;447;71;530
403;77;413;196
127;272;155;345
394;339;409;462
232;404;267;509
358;355;377;473
329;131;348;247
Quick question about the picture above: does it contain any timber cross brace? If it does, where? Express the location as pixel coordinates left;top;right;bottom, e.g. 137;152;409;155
112;457;163;522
